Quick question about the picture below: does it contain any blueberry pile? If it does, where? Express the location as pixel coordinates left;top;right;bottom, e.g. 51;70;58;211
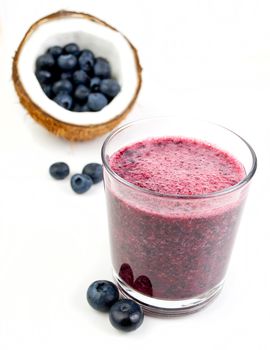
49;162;103;194
35;43;121;112
87;280;144;332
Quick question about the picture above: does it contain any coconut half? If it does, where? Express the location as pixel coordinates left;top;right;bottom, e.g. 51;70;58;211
12;10;142;141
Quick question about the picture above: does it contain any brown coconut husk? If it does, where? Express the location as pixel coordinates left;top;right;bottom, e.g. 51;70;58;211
12;10;142;142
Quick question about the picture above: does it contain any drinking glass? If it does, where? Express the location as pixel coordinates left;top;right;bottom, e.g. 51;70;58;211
101;118;257;316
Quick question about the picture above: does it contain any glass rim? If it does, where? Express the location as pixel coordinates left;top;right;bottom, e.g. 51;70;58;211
101;117;257;199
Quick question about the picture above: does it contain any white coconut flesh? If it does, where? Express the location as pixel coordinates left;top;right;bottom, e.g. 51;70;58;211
17;17;139;126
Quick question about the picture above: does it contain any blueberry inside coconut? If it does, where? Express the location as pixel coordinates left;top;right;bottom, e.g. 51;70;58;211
12;10;142;141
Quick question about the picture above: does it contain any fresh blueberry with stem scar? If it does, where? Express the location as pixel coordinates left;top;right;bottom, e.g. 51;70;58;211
54;92;73;110
71;174;93;194
82;163;103;184
109;299;144;332
93;57;111;79
73;70;90;86
57;54;77;71
63;43;80;56
88;93;108;111
74;85;90;103
36;53;55;70
90;77;101;92
87;280;119;312
47;46;63;58
49;162;70;180
35;70;52;84
100;79;121;98
78;49;95;72
52;79;73;95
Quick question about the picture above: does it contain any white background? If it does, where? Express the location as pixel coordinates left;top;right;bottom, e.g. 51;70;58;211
0;0;269;349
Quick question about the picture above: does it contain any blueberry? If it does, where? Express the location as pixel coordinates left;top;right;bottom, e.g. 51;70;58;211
47;46;63;58
72;103;89;112
100;79;121;98
73;103;82;112
90;77;101;92
82;163;103;184
54;92;73;110
63;43;80;56
35;70;52;84
49;162;70;180
80;104;90;112
73;70;90;86
87;280;119;312
74;85;90;103
57;54;77;71
71;174;93;194
78;49;95;73
88;93;108;111
61;72;73;80
41;84;53;98
52;79;73;95
109;299;144;332
36;53;55;70
93;57;111;79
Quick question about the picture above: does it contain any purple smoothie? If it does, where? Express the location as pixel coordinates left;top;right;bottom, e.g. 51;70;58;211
106;137;246;300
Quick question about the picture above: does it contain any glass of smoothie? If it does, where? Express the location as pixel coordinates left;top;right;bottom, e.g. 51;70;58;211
101;118;257;316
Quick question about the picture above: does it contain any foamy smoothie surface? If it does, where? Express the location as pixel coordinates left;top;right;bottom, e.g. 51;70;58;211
110;137;245;196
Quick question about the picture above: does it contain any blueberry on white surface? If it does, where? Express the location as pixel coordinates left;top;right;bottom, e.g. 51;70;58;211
49;162;70;180
70;174;93;194
87;280;119;312
109;299;144;332
82;163;103;184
